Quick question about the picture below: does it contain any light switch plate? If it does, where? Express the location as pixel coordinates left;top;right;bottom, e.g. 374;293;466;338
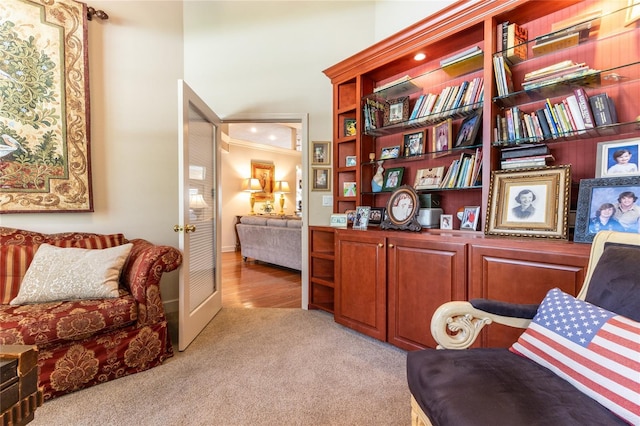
322;195;333;206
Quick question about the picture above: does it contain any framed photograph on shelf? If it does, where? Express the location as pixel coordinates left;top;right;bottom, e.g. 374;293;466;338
454;111;482;147
344;119;357;137
460;206;481;230
353;206;371;230
485;165;571;239
312;141;331;165
383;96;409;126
414;166;445;190
345;209;357;224
403;130;425;157
595;138;640;178
380;185;422;231
432;119;452;153
368;207;386;225
440;214;453;230
345;155;357;167
330;214;348;228
312;168;331;191
382;167;404;192
573;176;640;243
380;145;400;160
343;181;357;197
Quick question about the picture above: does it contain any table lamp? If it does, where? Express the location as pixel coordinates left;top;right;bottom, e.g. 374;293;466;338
189;193;208;219
273;181;291;215
241;178;262;215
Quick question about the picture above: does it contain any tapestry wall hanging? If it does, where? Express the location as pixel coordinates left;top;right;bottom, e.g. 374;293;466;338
0;0;93;213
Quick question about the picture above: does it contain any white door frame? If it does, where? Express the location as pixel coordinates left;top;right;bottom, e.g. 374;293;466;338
222;112;309;309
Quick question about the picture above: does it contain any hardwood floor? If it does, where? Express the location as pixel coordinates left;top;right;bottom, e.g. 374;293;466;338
221;251;302;308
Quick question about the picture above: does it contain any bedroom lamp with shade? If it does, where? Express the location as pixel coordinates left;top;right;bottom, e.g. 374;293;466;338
242;178;262;215
273;181;291;215
189;192;209;220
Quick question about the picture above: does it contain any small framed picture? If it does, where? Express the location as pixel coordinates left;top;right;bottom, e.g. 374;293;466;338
440;214;453;230
353;206;371;230
345;156;357;167
595;138;640;178
382;167;404;192
330;213;348;228
312;168;331;191
460;206;481;230
455;111;482;148
345;209;357;223
312;141;331;165
368;207;386;225
485;165;572;239
344;119;357;137
380;145;400;160
383;97;409;126
414;166;445;190
432;119;452;153
574;176;640;243
403;130;425;157
343;181;357;197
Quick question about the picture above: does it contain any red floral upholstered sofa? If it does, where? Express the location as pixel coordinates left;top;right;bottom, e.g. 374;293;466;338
0;227;182;400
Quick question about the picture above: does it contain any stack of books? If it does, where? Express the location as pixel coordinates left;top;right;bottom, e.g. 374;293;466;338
522;60;599;91
500;144;554;170
532;20;595;56
496;22;528;64
440;46;484;76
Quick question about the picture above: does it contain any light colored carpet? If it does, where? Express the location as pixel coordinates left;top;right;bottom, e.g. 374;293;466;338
31;308;410;426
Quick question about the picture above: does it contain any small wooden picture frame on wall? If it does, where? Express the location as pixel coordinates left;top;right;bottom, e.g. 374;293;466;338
312;141;331;165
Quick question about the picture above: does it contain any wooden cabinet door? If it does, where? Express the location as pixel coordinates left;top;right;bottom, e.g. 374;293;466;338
335;230;387;341
469;241;590;348
387;236;467;350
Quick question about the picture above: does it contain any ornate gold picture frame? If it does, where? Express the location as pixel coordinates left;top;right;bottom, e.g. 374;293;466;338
0;0;93;213
251;160;275;202
485;165;571;239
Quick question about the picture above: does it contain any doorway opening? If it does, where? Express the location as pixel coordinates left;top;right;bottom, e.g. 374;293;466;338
220;114;308;310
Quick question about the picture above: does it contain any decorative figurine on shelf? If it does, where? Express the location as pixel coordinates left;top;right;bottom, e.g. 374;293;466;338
372;161;384;193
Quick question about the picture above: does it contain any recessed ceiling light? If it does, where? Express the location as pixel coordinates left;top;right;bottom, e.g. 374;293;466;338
414;53;426;61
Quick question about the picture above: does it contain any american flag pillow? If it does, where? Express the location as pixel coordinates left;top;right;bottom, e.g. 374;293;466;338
510;288;639;425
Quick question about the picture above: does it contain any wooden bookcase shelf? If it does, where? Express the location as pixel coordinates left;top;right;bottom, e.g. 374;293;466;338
316;0;640;348
308;227;336;313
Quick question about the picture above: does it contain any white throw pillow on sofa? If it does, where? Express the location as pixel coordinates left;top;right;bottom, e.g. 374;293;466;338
10;243;133;305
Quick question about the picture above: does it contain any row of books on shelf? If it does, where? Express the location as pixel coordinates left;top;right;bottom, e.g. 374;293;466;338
496;21;528;65
363;78;485;132
495;88;617;144
439;148;483;189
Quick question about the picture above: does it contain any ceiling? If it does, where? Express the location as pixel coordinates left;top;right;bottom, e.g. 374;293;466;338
227;122;301;151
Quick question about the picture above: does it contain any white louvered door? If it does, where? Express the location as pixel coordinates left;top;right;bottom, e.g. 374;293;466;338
176;80;222;351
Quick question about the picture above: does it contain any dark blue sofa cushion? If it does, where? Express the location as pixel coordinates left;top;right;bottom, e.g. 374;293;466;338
407;348;627;426
585;242;640;321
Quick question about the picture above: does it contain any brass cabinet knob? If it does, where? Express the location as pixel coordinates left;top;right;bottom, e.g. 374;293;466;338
378;243;384;248
388;243;394;248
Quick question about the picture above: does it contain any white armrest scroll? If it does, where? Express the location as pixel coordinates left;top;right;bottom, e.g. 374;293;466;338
430;301;533;350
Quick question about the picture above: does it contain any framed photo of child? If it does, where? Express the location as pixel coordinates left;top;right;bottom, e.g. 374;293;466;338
595;138;640;178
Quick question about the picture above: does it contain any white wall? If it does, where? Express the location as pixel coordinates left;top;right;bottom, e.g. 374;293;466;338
1;0;453;311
